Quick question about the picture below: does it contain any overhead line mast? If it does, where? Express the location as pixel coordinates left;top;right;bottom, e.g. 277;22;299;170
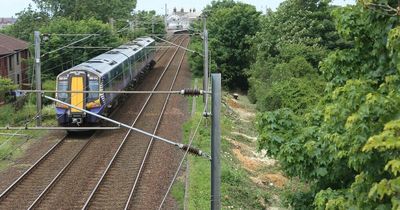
34;31;42;126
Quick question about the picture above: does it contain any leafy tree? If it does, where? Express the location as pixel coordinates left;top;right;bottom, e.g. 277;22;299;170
39;18;122;78
248;0;345;114
32;0;137;22
134;10;165;35
189;0;260;90
208;1;260;90
1;6;50;41
257;0;400;208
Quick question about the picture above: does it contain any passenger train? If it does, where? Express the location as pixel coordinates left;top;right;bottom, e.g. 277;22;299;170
55;37;156;126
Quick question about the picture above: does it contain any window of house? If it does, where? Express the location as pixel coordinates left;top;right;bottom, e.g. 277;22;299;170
8;56;13;71
16;53;19;65
17;74;20;84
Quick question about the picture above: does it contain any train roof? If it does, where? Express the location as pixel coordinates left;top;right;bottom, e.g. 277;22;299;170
61;37;155;77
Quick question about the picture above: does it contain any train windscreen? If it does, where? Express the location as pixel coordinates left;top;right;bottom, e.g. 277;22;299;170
57;80;69;102
88;79;99;102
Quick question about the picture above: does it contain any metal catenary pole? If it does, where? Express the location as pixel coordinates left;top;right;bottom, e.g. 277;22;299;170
165;4;168;32
211;73;221;210
203;16;209;109
34;31;42;126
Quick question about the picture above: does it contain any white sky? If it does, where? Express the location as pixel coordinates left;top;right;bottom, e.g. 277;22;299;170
1;0;355;17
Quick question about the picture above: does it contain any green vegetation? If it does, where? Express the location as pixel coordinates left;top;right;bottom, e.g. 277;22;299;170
0;101;56;170
0;77;17;103
1;1;165;80
186;0;400;209
172;80;274;209
32;0;137;22
0;0;166;168
255;1;400;208
39;18;121;79
189;0;260;90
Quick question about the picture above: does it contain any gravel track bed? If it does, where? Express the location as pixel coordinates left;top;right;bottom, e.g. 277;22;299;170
0;131;65;193
85;36;190;209
129;46;192;210
0;136;88;209
0;35;190;209
31;35;190;209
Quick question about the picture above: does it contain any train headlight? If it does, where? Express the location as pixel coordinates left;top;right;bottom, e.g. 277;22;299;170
86;99;101;109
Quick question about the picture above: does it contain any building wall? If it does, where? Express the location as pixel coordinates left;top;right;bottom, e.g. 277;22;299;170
0;56;7;78
0;49;29;88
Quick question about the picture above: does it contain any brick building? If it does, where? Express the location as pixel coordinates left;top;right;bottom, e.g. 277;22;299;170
0;33;29;88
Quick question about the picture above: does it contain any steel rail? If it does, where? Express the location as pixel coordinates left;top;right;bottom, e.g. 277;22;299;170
81;36;188;209
0;135;68;201
28;36;187;210
0;36;184;208
152;35;201;56
27;135;94;209
125;35;190;210
155;36;180;61
159;106;207;210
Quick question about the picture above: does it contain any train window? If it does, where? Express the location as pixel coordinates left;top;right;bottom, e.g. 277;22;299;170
104;74;111;90
110;65;123;88
123;61;129;77
116;65;123;82
58;80;69;102
88;79;99;101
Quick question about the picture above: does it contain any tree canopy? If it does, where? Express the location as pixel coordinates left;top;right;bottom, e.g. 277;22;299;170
1;1;165;81
248;0;343;113
255;0;400;209
32;0;137;22
189;0;260;90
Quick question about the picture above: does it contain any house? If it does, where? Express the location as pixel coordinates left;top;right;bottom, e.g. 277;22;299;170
167;8;201;30
0;17;17;29
0;33;29;88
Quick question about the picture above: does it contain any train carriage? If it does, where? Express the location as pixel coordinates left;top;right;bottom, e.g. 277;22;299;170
55;37;156;126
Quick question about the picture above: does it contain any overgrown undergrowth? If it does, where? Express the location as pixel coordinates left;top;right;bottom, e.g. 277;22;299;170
172;79;273;209
0;98;56;170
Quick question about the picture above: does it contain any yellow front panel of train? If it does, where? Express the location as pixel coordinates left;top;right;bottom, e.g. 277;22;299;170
71;77;84;113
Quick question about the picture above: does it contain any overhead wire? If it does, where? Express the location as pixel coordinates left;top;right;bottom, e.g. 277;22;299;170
0;28;117;156
0;23;165;160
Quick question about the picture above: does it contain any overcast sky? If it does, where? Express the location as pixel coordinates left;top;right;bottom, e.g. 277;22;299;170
1;0;355;17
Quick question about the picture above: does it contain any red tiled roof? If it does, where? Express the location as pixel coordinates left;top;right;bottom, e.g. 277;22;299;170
0;33;29;55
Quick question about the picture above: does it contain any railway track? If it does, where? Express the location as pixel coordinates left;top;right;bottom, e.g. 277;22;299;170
130;36;192;209
81;36;190;210
0;34;190;209
154;36;180;61
0;134;90;209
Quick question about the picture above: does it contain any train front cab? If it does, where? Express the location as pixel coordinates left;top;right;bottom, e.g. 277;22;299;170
56;70;102;126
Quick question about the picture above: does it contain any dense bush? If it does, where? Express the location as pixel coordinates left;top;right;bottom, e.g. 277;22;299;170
256;1;400;208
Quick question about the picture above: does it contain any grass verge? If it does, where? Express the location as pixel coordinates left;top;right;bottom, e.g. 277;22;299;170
0;99;57;170
172;78;273;209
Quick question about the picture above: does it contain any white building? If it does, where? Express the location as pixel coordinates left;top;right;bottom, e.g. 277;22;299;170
166;8;201;31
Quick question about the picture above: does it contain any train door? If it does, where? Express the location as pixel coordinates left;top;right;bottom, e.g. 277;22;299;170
70;76;85;113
